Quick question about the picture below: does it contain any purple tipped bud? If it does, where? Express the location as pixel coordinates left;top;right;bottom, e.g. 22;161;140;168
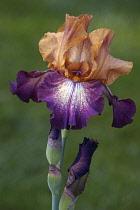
67;137;98;196
46;126;62;166
68;137;98;179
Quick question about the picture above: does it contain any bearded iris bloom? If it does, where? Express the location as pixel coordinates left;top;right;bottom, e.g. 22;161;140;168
10;14;136;129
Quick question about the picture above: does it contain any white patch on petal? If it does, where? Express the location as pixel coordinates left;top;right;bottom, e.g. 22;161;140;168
54;78;74;109
52;78;95;126
39;71;104;129
69;82;85;119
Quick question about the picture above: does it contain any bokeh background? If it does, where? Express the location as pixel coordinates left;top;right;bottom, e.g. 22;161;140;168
1;0;140;209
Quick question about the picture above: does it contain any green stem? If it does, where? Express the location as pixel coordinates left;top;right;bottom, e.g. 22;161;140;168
60;129;69;170
47;129;69;210
52;194;59;210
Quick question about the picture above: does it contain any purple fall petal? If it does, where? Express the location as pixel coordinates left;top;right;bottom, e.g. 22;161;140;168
10;70;53;102
38;71;104;130
112;97;136;128
103;86;136;128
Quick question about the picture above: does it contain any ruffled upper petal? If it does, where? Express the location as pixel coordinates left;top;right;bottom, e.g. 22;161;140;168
39;14;91;74
39;15;133;85
10;70;52;102
38;71;104;129
88;29;133;85
57;14;93;32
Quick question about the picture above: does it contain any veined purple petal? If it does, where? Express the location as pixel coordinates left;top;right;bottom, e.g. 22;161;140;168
103;86;136;128
38;71;104;129
10;70;53;102
112;97;136;128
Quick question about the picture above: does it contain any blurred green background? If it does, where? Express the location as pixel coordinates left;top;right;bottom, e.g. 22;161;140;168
0;0;140;209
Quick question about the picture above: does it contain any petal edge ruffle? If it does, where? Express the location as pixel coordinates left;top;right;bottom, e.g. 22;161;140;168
10;70;52;103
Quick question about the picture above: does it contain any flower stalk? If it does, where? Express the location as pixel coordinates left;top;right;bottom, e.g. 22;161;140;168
60;129;69;170
46;127;69;210
48;165;61;210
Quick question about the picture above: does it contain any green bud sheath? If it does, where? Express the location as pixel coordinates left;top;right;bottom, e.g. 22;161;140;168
66;171;89;197
59;188;76;210
46;129;62;166
48;165;62;196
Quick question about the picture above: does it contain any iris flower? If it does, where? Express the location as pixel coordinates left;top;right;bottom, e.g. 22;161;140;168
10;14;136;129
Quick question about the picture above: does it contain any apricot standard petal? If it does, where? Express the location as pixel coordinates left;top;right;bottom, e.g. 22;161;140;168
89;28;132;85
39;14;88;73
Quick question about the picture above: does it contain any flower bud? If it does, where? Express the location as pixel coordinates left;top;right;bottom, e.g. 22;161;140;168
46;127;62;166
59;137;98;209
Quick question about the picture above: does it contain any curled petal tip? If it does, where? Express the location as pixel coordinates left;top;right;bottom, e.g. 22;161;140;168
9;81;17;95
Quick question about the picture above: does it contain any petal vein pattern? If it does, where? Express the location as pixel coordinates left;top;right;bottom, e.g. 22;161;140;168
38;71;104;129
